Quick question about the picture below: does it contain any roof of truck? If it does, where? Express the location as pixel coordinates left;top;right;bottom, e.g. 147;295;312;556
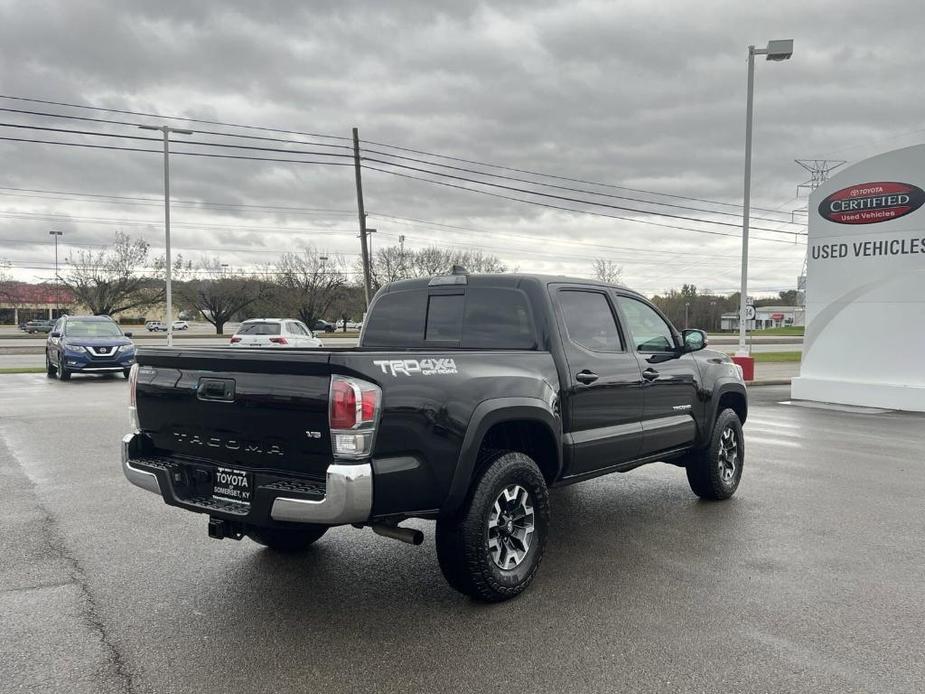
381;272;641;297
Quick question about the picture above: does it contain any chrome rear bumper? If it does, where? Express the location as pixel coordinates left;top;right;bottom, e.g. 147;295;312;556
122;434;162;494
120;433;372;525
270;464;372;524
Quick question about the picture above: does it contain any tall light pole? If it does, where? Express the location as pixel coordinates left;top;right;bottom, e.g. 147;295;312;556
139;124;194;346
48;230;63;317
738;39;793;356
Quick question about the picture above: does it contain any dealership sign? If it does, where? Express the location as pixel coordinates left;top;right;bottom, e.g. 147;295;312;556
818;181;925;224
794;145;925;412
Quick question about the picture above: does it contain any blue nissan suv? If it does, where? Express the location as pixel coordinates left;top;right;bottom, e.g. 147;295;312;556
46;315;136;381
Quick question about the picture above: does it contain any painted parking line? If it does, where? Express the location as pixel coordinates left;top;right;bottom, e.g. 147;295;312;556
744;435;802;448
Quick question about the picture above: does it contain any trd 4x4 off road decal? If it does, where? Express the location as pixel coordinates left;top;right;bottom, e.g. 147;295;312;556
373;358;458;377
819;181;925;225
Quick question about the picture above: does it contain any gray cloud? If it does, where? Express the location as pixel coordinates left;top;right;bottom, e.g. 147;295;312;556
1;0;922;295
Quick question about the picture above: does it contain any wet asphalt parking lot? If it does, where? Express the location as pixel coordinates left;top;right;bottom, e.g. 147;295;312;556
1;373;922;693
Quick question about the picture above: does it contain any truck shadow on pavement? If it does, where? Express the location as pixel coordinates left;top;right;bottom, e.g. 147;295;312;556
216;466;748;616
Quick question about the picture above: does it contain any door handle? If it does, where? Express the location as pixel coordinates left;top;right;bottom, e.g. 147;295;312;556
642;368;659;382
576;370;599;384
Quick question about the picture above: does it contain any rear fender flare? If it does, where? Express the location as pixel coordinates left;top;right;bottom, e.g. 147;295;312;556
442;397;561;517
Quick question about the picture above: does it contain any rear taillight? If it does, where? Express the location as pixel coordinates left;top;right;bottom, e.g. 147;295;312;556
329;375;381;459
229;336;241;344
128;363;140;432
269;336;288;345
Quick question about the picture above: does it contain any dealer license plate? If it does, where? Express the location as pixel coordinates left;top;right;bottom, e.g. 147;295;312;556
212;467;253;505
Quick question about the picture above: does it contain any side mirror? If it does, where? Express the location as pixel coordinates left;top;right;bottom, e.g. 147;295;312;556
681;329;708;353
124;331;133;338
50;331;61;338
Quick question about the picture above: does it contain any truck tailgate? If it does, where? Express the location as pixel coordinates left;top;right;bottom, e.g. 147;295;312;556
135;348;334;478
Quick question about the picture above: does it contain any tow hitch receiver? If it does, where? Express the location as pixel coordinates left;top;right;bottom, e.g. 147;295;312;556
208;517;244;541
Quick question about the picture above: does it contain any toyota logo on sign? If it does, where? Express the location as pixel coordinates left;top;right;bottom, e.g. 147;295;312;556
819;181;925;225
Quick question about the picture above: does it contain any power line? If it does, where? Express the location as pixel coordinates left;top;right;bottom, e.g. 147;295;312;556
0;106;353;151
0;236;383;256
363;165;805;246
0;93;802;223
363;158;805;238
0;94;351;142
0;122;354;160
5;259;365;277
367;212;801;262
0;182;796;264
361;137;799;218
0;135;353;167
361;146;805;228
0;209;357;233
0;186;355;216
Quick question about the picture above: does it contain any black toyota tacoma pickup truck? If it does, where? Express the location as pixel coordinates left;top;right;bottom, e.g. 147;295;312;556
122;272;747;601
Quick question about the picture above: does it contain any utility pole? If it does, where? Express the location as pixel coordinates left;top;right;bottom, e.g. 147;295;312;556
139;124;194;346
352;127;372;308
48;230;63;317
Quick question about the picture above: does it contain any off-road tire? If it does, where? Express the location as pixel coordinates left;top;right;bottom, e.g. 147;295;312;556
436;450;550;602
246;525;328;552
685;408;744;500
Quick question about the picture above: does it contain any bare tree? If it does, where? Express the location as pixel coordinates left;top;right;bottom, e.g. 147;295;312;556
369;245;410;288
276;248;347;326
592;258;623;285
178;259;273;334
60;232;165;315
368;245;507;287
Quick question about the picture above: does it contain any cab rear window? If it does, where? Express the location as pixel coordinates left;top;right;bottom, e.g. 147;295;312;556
238;322;281;335
363;287;535;349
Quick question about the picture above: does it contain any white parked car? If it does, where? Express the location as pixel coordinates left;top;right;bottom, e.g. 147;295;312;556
145;320;165;332
229;319;323;348
172;320;189;331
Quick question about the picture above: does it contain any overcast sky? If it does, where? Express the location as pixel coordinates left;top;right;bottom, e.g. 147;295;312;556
1;0;923;296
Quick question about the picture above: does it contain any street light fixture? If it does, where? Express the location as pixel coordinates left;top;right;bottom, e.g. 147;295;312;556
139;124;194;346
737;39;793;357
48;230;63;317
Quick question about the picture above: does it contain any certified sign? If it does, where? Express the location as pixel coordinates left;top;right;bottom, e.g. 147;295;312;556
819;181;925;225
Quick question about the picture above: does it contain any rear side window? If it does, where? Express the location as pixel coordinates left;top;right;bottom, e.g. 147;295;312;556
362;290;427;346
558;290;623;352
238;322;281;336
463;288;534;349
362;287;536;349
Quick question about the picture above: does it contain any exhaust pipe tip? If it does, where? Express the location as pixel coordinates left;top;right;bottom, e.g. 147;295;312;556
371;523;424;545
